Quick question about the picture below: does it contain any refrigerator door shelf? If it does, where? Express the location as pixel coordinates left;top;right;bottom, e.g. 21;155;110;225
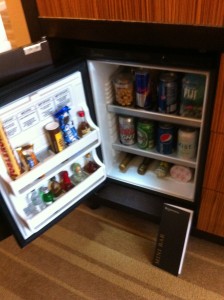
9;163;106;232
107;105;202;128
112;142;197;169
1;128;101;196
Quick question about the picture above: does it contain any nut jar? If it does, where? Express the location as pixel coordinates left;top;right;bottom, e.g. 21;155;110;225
113;72;134;106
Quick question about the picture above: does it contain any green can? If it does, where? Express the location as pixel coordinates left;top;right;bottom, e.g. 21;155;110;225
137;118;155;149
180;74;206;119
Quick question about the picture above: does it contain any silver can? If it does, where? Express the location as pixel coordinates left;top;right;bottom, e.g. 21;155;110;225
118;116;135;145
158;72;178;114
177;127;198;159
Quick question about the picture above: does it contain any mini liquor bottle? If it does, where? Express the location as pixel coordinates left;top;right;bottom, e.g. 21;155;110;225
71;163;88;184
30;189;46;211
41;187;54;205
49;176;64;198
83;153;99;174
59;171;74;191
77;110;91;138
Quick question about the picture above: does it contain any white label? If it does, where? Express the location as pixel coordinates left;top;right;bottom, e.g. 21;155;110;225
23;43;42;55
54;88;72;109
2;115;21;137
37;97;55;120
17;106;39;130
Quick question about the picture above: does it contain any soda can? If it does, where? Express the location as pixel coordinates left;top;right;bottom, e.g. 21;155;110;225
177;127;198;159
135;69;151;109
137;118;155;149
118;116;135;145
156;123;175;154
158;72;178;114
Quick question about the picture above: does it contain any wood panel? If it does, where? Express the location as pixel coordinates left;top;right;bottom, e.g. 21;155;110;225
210;55;224;133
35;0;224;27
197;54;224;237
197;189;224;237
202;132;224;192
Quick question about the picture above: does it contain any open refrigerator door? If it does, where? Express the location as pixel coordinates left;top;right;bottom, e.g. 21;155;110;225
0;70;106;244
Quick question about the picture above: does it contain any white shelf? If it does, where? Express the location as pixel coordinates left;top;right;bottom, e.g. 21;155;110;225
107;157;195;201
3;129;101;195
112;142;197;168
14;165;106;231
107;104;202;128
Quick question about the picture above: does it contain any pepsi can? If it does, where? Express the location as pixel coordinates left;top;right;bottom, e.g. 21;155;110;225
156;123;175;154
135;69;151;109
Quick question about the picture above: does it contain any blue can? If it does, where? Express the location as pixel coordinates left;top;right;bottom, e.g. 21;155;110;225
158;72;178;114
156;123;175;154
135;70;151;109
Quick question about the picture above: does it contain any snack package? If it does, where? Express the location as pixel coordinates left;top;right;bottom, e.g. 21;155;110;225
54;106;79;145
0;121;22;179
170;165;193;183
16;144;39;171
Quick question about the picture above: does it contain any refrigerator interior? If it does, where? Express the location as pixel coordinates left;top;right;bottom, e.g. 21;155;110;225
0;71;106;241
87;59;210;202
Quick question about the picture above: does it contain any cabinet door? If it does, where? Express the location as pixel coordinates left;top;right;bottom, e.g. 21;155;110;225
197;189;224;237
210;55;224;134
202;133;224;192
197;55;224;238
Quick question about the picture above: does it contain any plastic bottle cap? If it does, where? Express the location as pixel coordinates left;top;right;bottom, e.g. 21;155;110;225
78;111;85;117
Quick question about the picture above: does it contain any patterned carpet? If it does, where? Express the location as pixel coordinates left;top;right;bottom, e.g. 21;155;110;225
0;203;223;300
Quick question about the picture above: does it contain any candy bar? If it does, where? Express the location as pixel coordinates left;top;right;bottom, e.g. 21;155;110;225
0;121;22;179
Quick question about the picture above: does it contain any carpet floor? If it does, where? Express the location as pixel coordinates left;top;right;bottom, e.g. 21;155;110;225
0;202;223;300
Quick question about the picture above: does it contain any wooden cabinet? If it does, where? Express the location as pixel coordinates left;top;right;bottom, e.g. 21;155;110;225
35;0;224;27
197;55;224;237
22;0;224;239
197;190;224;236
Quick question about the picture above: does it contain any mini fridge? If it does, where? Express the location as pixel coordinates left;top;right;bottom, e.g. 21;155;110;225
0;40;218;246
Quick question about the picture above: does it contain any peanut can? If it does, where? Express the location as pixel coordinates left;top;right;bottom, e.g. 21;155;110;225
114;72;134;106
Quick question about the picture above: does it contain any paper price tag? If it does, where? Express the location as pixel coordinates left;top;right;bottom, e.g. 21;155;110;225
23;43;42;55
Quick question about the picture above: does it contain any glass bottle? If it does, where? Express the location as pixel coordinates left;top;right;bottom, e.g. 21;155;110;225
137;157;152;175
59;171;74;191
119;153;135;171
30;189;46;212
24;190;45;217
49;176;64;198
71;162;88;184
42;187;54;205
77;110;91;138
83;153;99;174
155;161;171;178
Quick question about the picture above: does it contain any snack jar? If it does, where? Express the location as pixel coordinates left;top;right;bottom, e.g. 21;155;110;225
113;72;134;106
